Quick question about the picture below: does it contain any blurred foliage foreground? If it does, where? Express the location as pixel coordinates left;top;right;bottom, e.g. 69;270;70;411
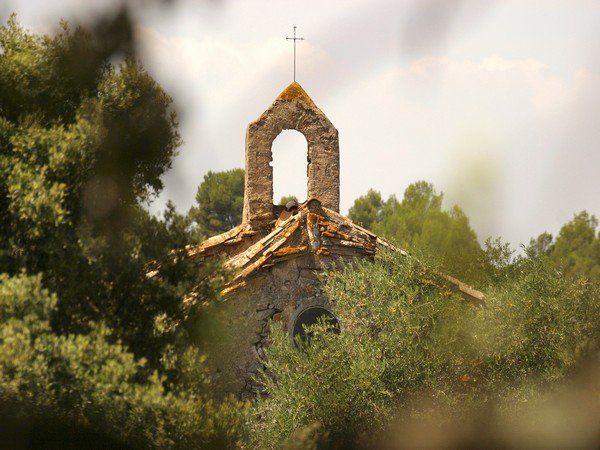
1;14;600;450
0;14;246;449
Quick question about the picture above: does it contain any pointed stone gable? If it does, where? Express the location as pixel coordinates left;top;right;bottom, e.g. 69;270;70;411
242;82;340;229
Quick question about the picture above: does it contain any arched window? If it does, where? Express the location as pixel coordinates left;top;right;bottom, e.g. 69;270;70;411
270;129;308;205
291;306;341;346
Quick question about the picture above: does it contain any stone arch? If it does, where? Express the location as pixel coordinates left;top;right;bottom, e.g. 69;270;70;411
243;82;339;229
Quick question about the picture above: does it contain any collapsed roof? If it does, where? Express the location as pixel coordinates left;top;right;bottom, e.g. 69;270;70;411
149;81;485;305
184;198;485;304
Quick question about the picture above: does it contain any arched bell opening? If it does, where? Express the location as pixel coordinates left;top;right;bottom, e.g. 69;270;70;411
270;129;309;206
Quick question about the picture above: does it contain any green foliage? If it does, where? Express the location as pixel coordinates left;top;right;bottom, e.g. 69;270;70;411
525;212;600;283
189;168;245;237
252;249;600;448
0;272;249;448
3;13;600;450
0;14;178;216
0;16;248;447
526;231;554;258
279;195;298;206
349;182;487;285
347;189;383;229
0;14;204;362
547;211;600;282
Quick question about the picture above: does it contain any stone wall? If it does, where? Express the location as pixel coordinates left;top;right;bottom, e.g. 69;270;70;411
242;82;340;229
205;252;332;398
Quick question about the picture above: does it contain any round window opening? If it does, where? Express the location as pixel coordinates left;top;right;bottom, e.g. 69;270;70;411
291;306;341;346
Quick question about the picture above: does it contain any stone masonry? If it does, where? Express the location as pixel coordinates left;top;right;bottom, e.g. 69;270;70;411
175;82;485;398
243;82;340;229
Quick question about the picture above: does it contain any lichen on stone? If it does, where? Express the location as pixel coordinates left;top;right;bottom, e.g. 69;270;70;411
276;81;317;108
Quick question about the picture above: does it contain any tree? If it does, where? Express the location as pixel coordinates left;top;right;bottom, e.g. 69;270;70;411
0;12;232;373
349;182;487;285
348;189;383;229
526;231;554;258
0;272;248;448
0;15;247;447
189;168;245;236
522;212;600;283
546;211;600;282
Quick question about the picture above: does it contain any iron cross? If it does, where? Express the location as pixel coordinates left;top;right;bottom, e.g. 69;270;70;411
286;26;304;82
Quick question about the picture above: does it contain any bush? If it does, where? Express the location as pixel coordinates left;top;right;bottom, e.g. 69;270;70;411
0;272;249;448
251;249;600;449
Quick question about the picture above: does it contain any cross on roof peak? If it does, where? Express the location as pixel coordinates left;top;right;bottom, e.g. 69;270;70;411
286;25;304;82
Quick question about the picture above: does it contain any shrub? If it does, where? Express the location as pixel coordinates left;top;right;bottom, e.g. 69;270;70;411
0;272;249;448
251;249;600;449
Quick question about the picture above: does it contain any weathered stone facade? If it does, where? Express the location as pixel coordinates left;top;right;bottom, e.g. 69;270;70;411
191;198;382;397
205;253;331;395
181;82;484;398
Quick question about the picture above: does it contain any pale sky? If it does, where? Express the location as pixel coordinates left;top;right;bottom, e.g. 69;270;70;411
6;0;600;248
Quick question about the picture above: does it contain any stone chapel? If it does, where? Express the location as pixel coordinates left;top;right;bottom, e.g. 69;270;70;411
182;81;484;396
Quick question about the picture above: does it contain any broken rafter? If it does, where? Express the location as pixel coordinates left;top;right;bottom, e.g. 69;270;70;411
170;197;486;305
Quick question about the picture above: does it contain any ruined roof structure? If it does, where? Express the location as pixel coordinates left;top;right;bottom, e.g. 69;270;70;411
183;82;484;396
